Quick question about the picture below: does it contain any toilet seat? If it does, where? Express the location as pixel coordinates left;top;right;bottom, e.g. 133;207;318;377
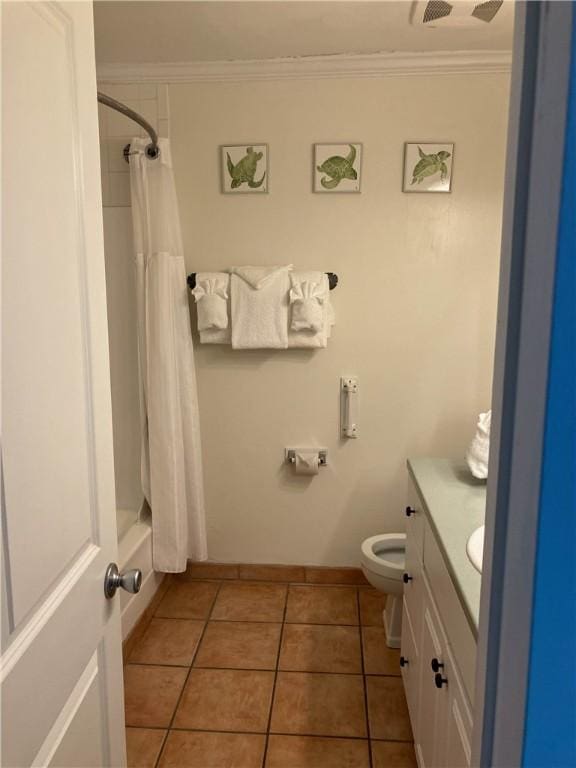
361;533;406;579
360;533;407;648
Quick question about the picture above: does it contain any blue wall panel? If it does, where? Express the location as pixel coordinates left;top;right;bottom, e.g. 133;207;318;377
523;11;576;767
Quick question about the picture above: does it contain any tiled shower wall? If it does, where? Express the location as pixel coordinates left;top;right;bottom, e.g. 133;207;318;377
98;83;170;207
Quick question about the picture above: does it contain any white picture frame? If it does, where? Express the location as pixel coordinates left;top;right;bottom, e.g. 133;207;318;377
314;143;362;193
221;144;268;194
403;142;454;193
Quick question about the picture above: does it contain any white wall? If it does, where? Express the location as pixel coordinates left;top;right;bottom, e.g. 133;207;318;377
168;73;510;566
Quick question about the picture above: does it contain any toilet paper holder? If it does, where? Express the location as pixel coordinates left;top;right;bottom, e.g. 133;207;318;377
285;448;328;467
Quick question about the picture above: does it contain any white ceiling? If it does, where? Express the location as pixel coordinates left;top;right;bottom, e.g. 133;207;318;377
93;1;514;65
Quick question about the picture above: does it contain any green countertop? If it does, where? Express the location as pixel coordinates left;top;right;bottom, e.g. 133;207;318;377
407;458;486;635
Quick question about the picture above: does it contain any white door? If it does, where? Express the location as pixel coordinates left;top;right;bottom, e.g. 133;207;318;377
2;2;126;766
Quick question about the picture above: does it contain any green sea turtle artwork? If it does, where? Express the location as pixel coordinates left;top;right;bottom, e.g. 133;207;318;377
226;146;266;190
316;144;358;190
411;146;451;185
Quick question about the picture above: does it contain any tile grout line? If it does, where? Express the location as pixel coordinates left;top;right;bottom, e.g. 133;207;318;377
357;588;374;768
124;659;401;678
260;584;289;768
152;580;224;768
152;616;362;626
127;723;413;743
186;577;369;588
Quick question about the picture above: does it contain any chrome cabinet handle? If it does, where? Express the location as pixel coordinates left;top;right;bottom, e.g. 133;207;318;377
104;562;142;599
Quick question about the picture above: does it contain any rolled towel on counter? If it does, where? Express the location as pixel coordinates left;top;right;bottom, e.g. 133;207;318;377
466;410;491;479
191;272;231;344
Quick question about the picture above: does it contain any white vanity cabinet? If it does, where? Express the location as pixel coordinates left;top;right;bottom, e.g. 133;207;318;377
401;477;476;768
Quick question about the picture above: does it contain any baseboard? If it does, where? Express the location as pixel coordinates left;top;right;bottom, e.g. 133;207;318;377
122;574;171;664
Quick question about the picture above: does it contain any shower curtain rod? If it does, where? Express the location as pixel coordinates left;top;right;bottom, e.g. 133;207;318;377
97;90;159;161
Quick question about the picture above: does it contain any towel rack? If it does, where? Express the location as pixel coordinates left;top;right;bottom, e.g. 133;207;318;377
187;272;338;290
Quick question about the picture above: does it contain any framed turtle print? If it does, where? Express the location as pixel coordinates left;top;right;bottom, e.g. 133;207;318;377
314;143;362;193
221;144;268;193
403;142;454;193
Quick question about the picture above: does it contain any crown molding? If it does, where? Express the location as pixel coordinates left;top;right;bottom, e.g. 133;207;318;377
96;50;512;84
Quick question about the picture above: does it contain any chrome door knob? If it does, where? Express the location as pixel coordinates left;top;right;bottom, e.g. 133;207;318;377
104;562;142;599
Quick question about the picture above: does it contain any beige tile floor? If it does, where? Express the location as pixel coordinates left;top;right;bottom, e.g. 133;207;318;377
124;576;417;768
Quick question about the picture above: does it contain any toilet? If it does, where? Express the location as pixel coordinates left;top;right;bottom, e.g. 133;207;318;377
360;533;406;648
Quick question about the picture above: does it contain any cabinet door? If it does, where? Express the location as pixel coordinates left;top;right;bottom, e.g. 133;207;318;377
401;602;420;734
441;646;473;768
418;585;450;768
404;480;425;641
423;512;477;702
443;698;471;768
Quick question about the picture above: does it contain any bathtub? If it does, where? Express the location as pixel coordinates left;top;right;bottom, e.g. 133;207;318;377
117;509;163;639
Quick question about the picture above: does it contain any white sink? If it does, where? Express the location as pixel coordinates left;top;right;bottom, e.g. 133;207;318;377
467;525;485;573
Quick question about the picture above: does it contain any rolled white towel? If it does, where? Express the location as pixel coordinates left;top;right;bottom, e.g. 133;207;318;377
288;272;335;348
192;275;229;331
466;411;491;479
191;272;231;343
289;275;326;333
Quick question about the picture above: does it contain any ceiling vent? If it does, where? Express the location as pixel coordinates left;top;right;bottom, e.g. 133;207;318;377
411;0;504;28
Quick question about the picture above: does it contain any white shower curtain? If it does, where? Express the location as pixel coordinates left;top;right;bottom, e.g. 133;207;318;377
129;137;207;572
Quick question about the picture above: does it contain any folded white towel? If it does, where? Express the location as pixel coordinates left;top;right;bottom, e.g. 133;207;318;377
466;411;491;479
288;272;335;348
230;265;292;349
193;272;231;344
192;274;229;331
289;274;326;333
229;265;292;290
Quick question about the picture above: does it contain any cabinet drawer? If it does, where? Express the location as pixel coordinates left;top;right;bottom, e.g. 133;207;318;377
423;518;477;702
